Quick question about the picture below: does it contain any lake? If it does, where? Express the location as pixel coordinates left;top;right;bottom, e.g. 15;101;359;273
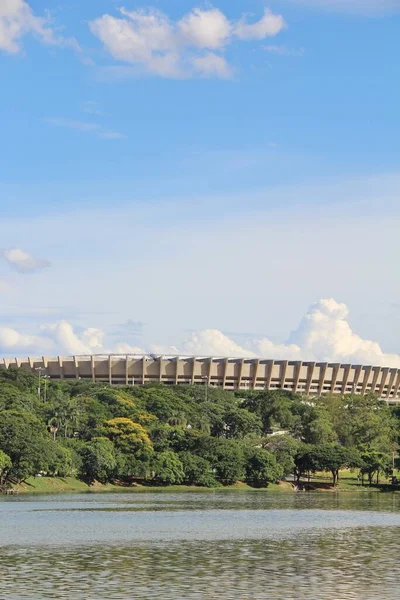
1;490;400;599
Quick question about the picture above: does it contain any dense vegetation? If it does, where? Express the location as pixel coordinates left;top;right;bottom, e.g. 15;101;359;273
0;367;399;491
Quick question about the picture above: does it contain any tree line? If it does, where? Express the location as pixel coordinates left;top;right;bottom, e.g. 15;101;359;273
0;366;398;491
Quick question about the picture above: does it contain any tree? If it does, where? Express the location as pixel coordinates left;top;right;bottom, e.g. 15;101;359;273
103;417;153;456
150;424;188;453
218;407;262;439
46;395;79;439
302;411;338;446
210;439;245;485
0;410;50;483
360;451;392;486
241;390;297;433
179;451;217;487
153;451;184;485
0;384;39;413
79;437;116;484
0;450;12;488
293;444;316;484
336;394;396;454
245;448;283;488
44;443;75;477
311;444;361;486
0;366;38;394
265;434;300;477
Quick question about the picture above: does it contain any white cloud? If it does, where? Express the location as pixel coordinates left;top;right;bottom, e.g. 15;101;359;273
168;299;400;367
182;329;256;358
40;322;104;355
0;0;77;54
287;0;400;15
251;298;400;367
114;342;147;354
234;9;286;40
178;8;232;49
191;52;233;78
2;298;400;368
0;321;105;356
0;326;53;353
2;248;51;274
89;5;285;79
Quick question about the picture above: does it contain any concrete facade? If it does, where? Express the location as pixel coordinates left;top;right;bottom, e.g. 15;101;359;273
2;355;400;402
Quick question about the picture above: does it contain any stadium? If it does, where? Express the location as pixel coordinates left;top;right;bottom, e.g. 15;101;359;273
2;354;400;402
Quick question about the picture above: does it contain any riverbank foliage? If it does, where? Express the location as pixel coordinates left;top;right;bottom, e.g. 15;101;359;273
0;367;399;490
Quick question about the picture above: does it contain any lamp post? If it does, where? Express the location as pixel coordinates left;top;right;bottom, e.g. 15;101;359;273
35;367;45;400
43;375;50;403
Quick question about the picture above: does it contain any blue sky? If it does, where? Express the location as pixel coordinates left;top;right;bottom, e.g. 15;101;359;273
1;0;400;363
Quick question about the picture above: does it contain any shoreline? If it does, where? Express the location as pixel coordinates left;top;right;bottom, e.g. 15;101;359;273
6;476;392;496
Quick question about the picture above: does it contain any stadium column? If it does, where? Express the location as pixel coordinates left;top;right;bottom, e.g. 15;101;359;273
58;356;64;379
341;364;352;394
237;359;244;390
223;358;229;389
391;370;400;400
142;356;146;385
108;355;112;385
280;361;288;390
352;364;362;392
266;360;274;390
252;359;260;390
305;362;315;396
377;367;390;397
74;356;79;379
361;366;372;394
191;357;196;385
125;355;129;385
318;362;328;395
330;364;340;394
293;361;302;394
208;358;213;386
385;368;398;399
371;366;382;395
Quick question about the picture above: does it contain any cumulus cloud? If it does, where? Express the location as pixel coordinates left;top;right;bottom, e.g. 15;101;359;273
114;342;147;354
2;248;51;274
41;322;105;355
182;329;256;358
180;299;400;367
234;9;286;40
0;327;53;353
0;0;77;54
0;322;106;356
89;5;286;78
2;299;400;368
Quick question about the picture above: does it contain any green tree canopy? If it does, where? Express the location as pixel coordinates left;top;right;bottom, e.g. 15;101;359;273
0;410;50;483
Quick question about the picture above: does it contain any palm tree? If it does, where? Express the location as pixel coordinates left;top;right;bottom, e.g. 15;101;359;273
47;394;79;439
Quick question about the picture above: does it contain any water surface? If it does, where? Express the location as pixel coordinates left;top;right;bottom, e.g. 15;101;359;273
1;491;400;599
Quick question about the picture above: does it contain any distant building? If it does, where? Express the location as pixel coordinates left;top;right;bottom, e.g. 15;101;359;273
2;354;400;402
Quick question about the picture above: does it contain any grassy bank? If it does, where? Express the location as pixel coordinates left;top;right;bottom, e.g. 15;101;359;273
11;477;295;495
9;475;395;496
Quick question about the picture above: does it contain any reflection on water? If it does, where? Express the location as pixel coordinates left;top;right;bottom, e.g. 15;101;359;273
1;491;400;599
